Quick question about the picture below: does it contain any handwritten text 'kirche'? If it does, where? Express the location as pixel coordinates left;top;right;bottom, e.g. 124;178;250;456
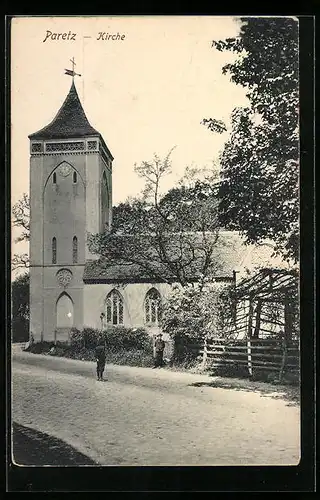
96;32;126;40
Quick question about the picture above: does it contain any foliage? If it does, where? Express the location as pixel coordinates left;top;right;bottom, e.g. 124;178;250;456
106;349;154;367
12;193;30;271
70;326;152;352
201;118;227;134
12;253;30;271
161;282;236;359
12;272;30;342
26;341;54;354
12;193;30;242
27;328;154;367
203;17;299;262
103;326;152;351
88;152;221;286
208;364;250;379
27;340;155;367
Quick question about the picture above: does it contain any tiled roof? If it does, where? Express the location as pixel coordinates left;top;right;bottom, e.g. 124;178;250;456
29;81;101;140
83;260;238;283
83;231;273;283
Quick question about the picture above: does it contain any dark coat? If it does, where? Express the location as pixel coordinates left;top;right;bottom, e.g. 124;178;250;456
95;345;106;362
154;339;165;352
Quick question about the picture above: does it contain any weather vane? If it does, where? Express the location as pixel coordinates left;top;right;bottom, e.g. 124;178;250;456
64;57;81;80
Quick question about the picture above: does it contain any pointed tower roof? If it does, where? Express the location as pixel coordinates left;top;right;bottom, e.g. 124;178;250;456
29;81;100;140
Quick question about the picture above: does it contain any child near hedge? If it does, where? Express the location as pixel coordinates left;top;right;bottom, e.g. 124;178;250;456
95;340;107;381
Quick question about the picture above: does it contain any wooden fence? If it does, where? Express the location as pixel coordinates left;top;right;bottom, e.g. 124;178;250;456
188;337;299;382
229;268;299;342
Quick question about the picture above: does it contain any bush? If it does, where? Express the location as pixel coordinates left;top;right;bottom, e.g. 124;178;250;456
171;332;202;364
161;283;236;344
83;328;101;349
12;273;29;343
62;326;154;367
106;348;154;367
171;353;202;371
12;318;29;343
70;327;101;349
71;326;152;352
26;341;54;354
102;326;152;352
70;327;83;346
208;364;250;379
25;338;154;368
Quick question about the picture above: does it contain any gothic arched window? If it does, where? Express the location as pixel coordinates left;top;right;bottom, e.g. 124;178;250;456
72;236;78;263
73;171;77;183
101;171;109;230
56;292;73;328
145;288;161;325
105;289;124;325
52;237;57;264
53;172;57;184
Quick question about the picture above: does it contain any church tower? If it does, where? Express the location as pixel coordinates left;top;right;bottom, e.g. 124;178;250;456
28;78;113;342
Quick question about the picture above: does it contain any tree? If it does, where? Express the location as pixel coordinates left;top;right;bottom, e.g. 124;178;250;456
12;253;30;271
161;282;235;361
12;193;30;271
202;17;299;262
88;151;221;287
12;193;30;242
12;272;30;342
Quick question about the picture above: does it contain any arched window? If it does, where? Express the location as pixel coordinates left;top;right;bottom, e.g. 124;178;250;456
56;293;73;328
145;288;161;325
105;289;124;325
53;172;57;184
101;171;110;230
52;237;57;264
72;236;78;263
73;171;77;183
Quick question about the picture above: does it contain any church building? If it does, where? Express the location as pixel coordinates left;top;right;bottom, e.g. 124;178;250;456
28;78;281;344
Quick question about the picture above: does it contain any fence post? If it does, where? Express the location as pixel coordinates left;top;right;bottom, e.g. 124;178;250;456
246;297;254;377
284;296;293;342
202;338;208;368
247;336;253;377
247;298;254;338
253;299;262;338
279;332;288;384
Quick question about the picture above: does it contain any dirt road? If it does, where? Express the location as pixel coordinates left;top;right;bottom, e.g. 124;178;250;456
12;351;300;466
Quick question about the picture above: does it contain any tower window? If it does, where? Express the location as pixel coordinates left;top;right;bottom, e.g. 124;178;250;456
72;236;78;263
73;171;77;183
52;237;57;264
53;172;57;184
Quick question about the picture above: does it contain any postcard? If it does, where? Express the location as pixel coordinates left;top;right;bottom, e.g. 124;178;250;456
10;15;301;474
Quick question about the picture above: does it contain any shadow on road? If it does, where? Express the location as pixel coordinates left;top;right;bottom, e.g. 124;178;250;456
12;422;97;466
188;381;300;406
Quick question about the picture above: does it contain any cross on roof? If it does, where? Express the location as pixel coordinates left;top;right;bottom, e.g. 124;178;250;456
70;57;76;73
64;57;81;80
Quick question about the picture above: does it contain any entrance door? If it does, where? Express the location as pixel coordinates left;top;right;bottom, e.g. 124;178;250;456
56;293;74;328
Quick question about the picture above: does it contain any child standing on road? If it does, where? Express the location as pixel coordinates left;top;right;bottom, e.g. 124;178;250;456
153;333;165;368
94;340;107;381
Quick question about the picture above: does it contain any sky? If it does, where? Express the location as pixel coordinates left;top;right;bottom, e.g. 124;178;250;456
11;16;249;264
